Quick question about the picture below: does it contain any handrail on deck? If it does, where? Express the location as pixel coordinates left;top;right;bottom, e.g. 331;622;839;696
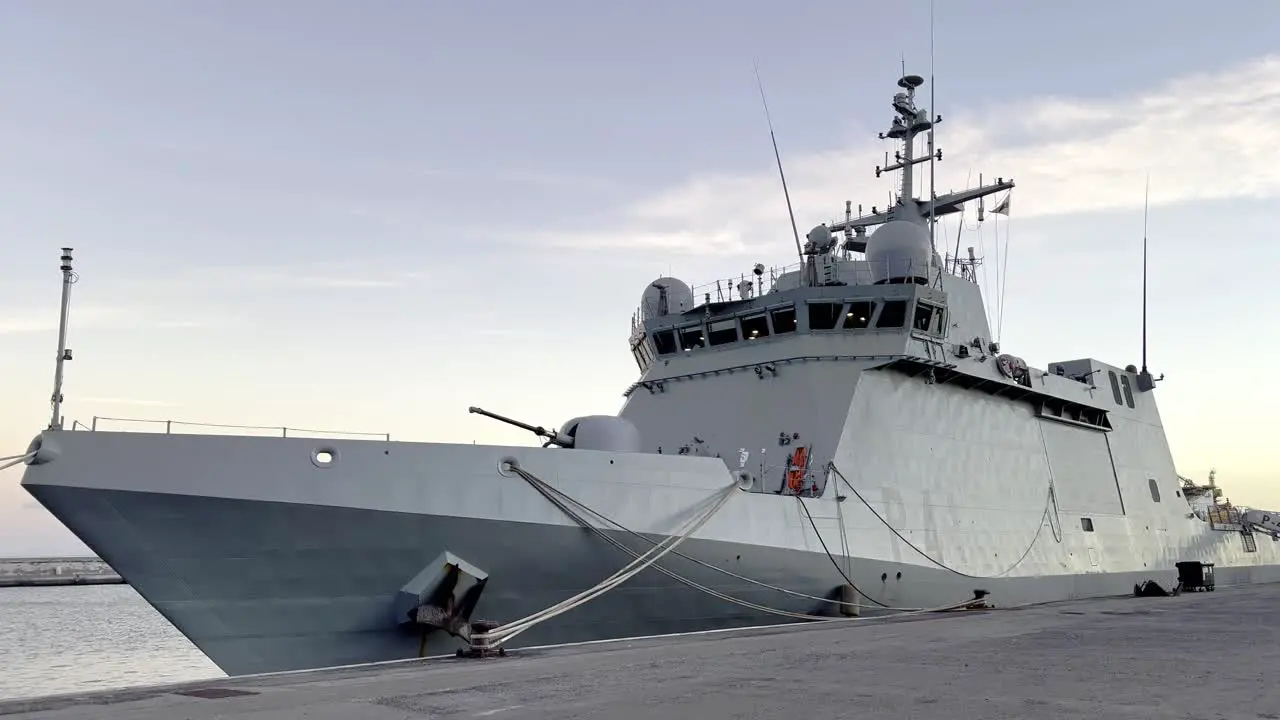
85;416;391;441
686;261;804;302
633;256;956;331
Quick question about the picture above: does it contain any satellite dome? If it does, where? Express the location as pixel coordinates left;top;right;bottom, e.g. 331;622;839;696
805;224;835;254
639;277;694;321
865;220;932;284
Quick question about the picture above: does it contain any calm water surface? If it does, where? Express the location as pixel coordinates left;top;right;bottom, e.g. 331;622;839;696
0;584;223;701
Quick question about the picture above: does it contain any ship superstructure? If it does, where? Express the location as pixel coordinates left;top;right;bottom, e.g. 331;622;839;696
15;72;1280;678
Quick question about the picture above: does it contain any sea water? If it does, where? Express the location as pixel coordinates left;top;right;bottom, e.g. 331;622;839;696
0;584;223;701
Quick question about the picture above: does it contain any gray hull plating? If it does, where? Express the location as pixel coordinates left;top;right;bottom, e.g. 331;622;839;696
28;484;1280;677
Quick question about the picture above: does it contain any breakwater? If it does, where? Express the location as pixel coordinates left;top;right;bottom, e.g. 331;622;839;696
0;557;123;588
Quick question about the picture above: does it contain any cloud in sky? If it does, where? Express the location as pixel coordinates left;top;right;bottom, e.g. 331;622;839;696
173;261;431;291
544;54;1280;256
403;166;621;193
0;305;129;335
79;396;179;408
0;304;223;336
0;259;457;342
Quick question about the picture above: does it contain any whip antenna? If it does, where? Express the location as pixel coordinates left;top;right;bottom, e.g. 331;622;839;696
754;61;805;268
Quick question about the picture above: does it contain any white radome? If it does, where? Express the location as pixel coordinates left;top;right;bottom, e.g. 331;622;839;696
864;219;933;283
639;277;694;321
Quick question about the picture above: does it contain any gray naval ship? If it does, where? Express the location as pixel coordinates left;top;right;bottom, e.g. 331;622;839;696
17;70;1280;677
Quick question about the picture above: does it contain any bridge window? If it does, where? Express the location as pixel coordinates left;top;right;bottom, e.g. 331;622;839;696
913;303;935;332
1108;371;1123;405
808;302;841;330
678;325;704;351
707;319;738;346
652;330;677;355
842;301;875;329
770;306;797;334
1081;518;1094;532
1078;406;1109;428
631;341;650;370
876;300;907;328
1120;374;1135;408
741;313;770;340
1148;477;1161;503
931;307;947;334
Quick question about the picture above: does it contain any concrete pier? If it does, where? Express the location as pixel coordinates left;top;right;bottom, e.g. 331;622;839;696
0;557;122;588
2;583;1277;719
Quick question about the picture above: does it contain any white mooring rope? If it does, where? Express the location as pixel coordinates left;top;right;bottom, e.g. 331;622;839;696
471;468;741;648
470;462;990;651
0;452;35;472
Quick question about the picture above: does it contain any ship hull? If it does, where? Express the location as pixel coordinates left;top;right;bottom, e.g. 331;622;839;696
27;483;859;675
25;483;1280;677
21;428;1280;677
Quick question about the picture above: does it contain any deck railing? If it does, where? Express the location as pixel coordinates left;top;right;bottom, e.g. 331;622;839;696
77;416;391;442
632;256;955;333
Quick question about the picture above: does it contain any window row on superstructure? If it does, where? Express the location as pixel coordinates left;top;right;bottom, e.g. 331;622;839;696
636;297;947;365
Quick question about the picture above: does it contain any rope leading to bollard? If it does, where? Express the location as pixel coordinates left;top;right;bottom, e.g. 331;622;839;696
465;462;992;655
515;465;912;615
0;452;35;472
469;467;741;649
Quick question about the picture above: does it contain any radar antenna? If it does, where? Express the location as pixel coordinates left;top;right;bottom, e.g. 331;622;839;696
753;62;805;270
824;73;1012;264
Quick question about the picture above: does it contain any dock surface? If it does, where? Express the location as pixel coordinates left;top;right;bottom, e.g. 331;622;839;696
4;583;1278;719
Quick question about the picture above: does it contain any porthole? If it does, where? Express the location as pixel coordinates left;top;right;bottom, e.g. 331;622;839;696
311;447;338;468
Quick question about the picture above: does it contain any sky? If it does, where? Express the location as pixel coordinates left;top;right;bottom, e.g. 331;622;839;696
2;0;1279;556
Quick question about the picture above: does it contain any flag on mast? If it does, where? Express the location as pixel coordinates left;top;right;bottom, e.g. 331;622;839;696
991;193;1012;216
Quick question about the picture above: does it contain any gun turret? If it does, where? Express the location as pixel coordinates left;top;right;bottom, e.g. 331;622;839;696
468;407;573;448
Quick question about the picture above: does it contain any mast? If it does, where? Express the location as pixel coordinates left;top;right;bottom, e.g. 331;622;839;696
927;0;938;253
754;64;805;271
49;247;76;431
827;74;1012;254
1136;175;1162;391
1141;175;1149;377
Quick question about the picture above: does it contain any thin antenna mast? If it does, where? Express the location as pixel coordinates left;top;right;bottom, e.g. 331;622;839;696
927;0;938;254
1136;174;1163;392
949;168;973;274
49;247;77;431
754;62;805;268
1141;173;1149;376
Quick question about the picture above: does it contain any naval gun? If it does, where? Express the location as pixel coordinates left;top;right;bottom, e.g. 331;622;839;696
468;406;569;447
468;406;643;453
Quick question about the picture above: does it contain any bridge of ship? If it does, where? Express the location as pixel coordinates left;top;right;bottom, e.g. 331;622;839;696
620;257;1150;502
628;262;952;374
